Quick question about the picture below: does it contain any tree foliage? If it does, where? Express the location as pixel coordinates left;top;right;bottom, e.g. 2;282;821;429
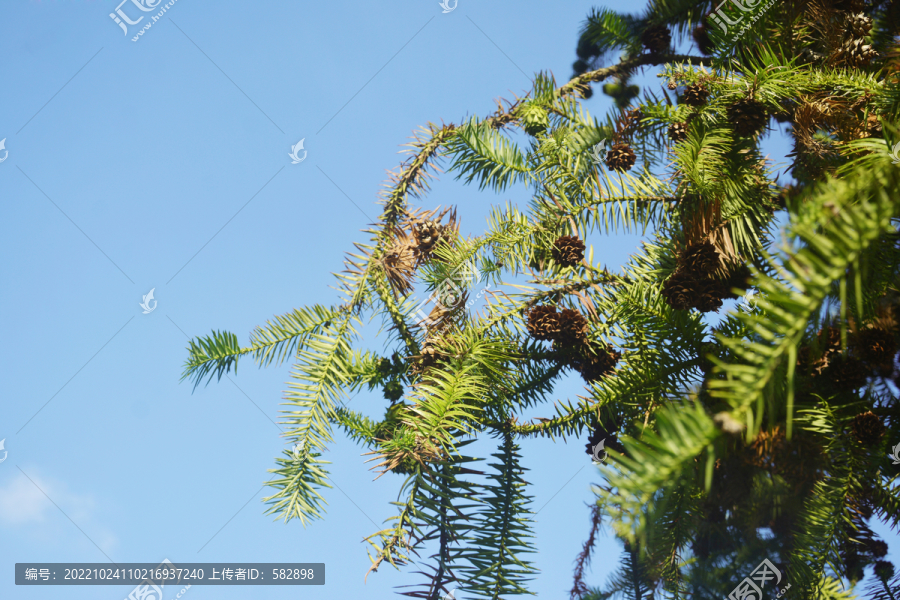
183;0;900;597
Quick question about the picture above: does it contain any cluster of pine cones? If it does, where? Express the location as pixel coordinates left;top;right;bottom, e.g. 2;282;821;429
382;207;458;296
527;305;588;344
745;426;823;491
662;242;748;312
665;76;769;141
526;304;621;382
702;417;895;580
667;80;710;143
797;325;898;392
836;13;877;67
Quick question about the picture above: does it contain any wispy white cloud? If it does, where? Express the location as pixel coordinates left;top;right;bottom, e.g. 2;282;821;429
0;472;60;524
0;470;117;552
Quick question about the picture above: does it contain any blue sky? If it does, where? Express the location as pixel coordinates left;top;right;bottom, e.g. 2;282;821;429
1;1;897;599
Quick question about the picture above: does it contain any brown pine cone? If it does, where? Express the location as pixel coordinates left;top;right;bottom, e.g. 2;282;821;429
681;241;722;275
682;82;710;107
420;341;439;368
668;121;689;142
874;560;895;581
854;327;897;373
620;108;644;138
557;308;589;346
641;24;671;55
695;277;728;313
662;270;695;310
526;305;559;341
728;99;768;137
822;326;843;352
605;143;637;172
868;539;889;558
551;235;585;267
850;410;885;445
693;21;714;55
746;426;823;488
573;343;621;382
382;239;417;295
663;249;730;312
410;341;442;377
864;113;882;137
841;37;878;67
847;13;873;38
797;343;831;377
826;354;868;390
413;219;446;255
